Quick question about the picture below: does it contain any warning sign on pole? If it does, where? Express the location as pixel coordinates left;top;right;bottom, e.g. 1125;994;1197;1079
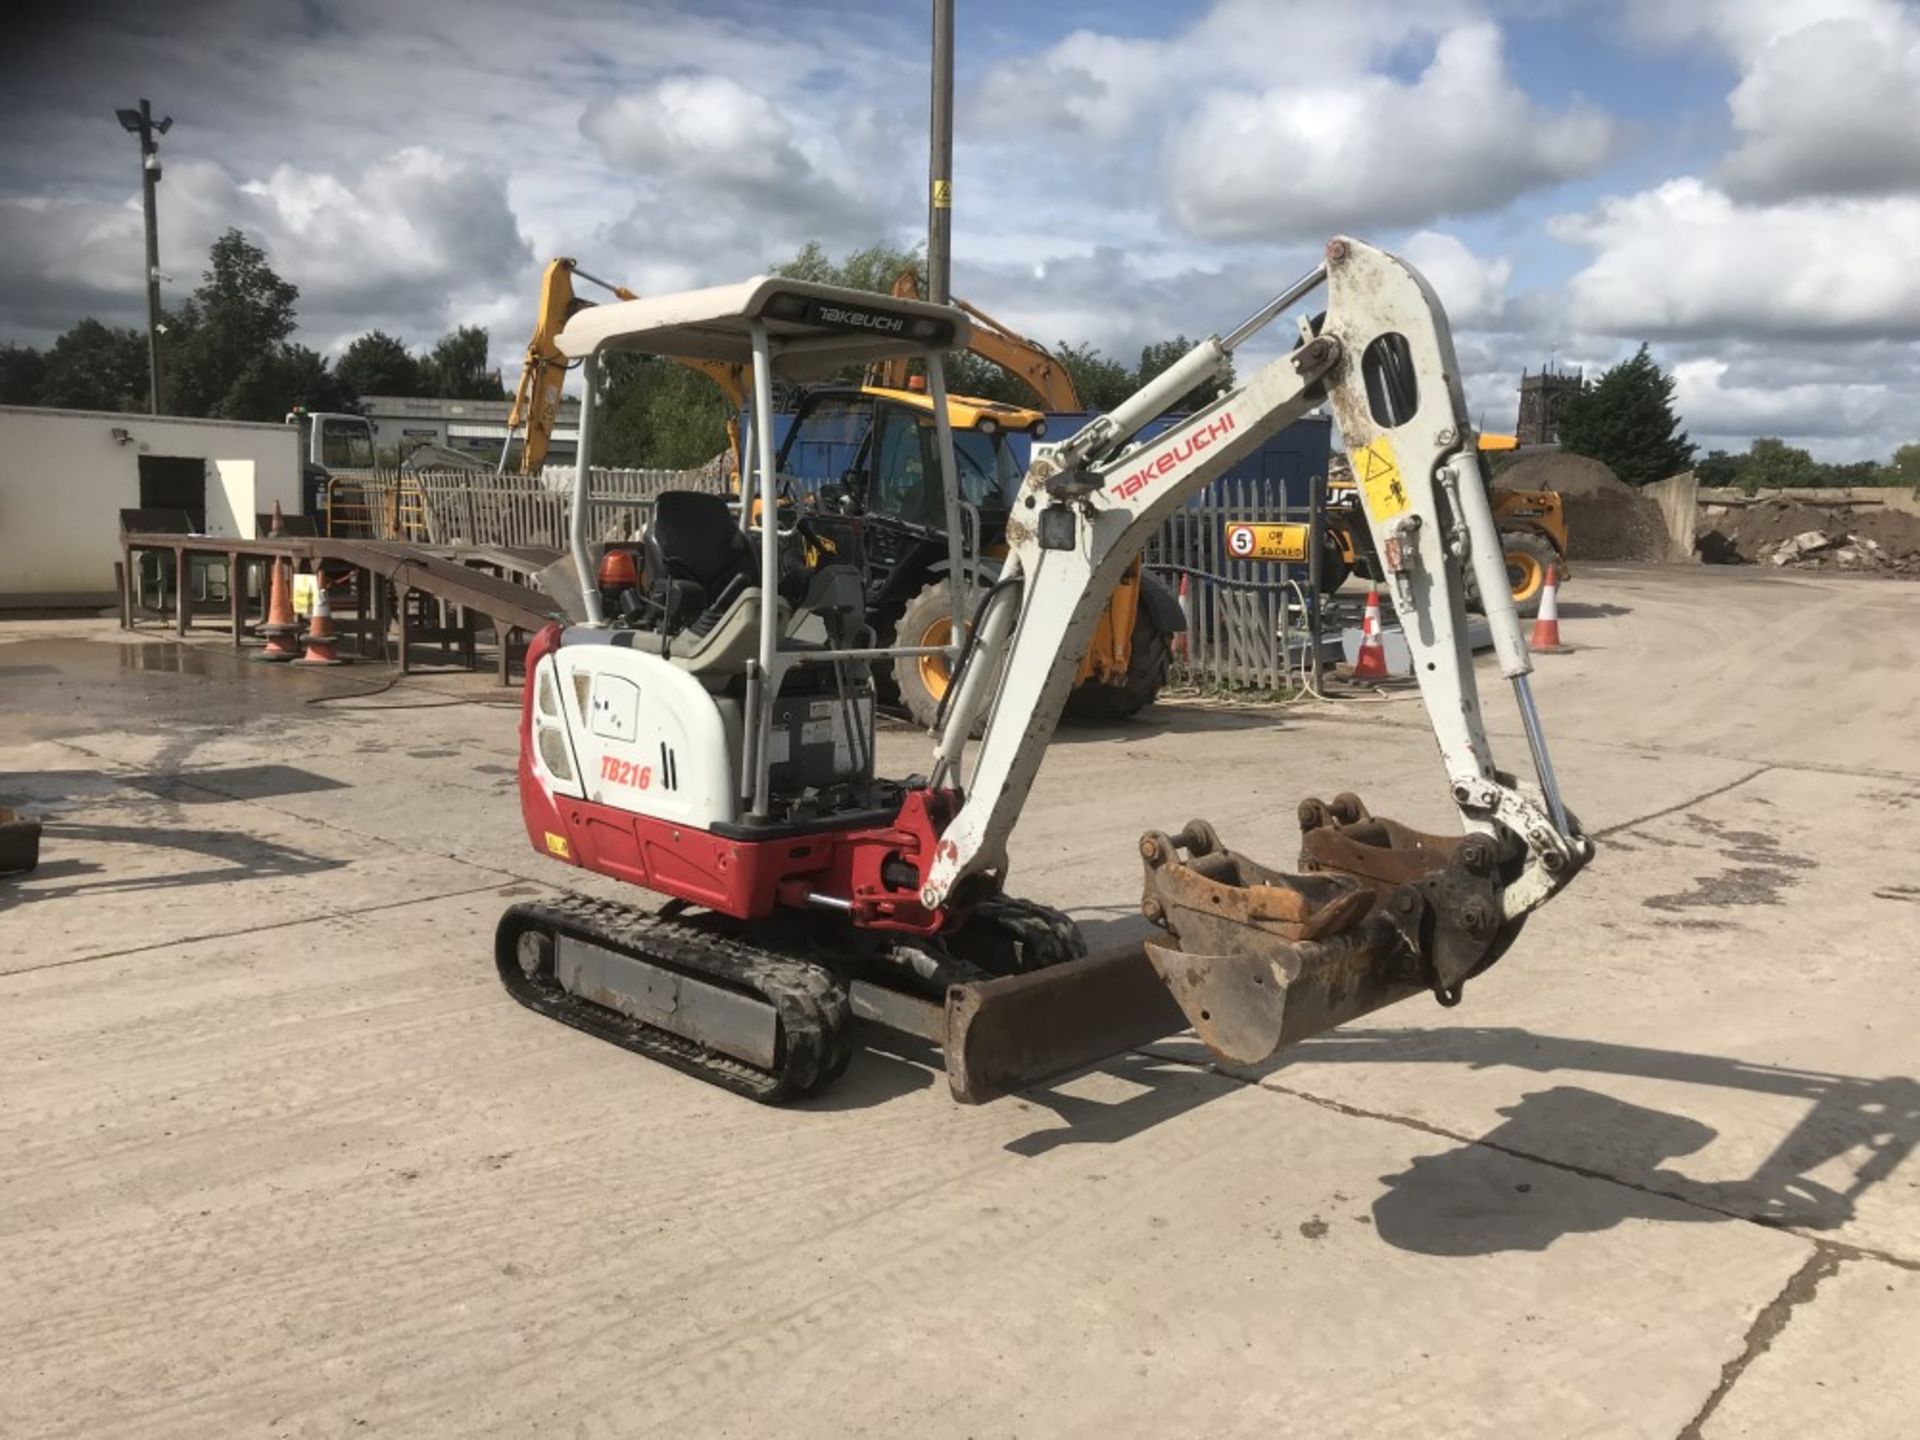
1223;522;1310;563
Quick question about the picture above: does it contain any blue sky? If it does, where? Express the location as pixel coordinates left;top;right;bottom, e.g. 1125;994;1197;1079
2;0;1919;461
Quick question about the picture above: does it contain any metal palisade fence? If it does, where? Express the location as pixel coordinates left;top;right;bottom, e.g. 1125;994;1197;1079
1143;475;1325;693
326;458;1326;692
325;457;731;551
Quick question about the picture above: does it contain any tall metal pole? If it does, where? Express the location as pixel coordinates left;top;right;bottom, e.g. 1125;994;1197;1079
927;0;954;305
118;98;170;415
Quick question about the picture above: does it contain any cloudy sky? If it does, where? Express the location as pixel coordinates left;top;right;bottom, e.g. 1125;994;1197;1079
3;0;1918;460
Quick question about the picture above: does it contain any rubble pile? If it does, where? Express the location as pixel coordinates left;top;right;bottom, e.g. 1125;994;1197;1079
1696;496;1920;575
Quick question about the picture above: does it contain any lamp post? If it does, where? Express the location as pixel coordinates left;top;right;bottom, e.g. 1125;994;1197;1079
927;0;953;306
115;99;171;415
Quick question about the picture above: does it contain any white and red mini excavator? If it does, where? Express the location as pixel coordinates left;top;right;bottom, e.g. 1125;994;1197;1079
495;238;1594;1103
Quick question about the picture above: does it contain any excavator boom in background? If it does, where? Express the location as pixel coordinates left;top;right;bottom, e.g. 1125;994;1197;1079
493;237;1593;1104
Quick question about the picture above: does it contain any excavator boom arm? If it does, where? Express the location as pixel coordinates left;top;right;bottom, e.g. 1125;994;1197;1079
924;238;1590;927
872;265;1083;413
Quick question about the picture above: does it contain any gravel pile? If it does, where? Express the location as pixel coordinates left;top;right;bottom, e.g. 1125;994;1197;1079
1493;454;1676;561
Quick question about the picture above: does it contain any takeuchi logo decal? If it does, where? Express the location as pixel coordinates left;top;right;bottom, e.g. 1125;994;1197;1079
815;305;905;333
1112;413;1236;501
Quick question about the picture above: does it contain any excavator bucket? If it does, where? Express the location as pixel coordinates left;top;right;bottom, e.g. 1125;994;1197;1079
938;794;1522;1103
1137;796;1518;1065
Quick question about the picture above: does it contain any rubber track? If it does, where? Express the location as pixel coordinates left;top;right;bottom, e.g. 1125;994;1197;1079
495;896;854;1104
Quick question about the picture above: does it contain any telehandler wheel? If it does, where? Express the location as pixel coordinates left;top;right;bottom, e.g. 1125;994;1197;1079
1062;605;1172;724
1465;531;1560;619
1315;528;1353;595
893;579;975;732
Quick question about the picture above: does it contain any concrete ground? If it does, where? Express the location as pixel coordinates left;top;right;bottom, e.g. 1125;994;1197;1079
2;562;1916;1439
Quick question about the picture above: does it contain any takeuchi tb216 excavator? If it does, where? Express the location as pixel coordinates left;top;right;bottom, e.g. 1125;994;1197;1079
495;238;1594;1103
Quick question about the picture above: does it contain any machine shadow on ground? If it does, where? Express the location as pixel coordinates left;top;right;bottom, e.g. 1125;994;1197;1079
1046;702;1290;746
1555;600;1633;619
946;1024;1919;1255
1280;1027;1918;1254
0;820;345;908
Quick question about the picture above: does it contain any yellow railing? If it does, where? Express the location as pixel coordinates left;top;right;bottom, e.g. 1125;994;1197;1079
325;472;430;541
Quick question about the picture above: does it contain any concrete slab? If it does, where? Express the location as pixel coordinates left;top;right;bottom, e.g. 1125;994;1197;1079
1697;1257;1920;1440
1145;764;1920;1262
0;894;1809;1438
0;762;497;971
2;564;1916;1437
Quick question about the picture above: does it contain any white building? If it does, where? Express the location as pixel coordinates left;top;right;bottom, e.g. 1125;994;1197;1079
0;405;302;607
361;394;581;466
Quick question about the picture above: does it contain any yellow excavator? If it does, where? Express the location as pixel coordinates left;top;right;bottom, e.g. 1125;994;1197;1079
503;259;747;477
503;257;1181;724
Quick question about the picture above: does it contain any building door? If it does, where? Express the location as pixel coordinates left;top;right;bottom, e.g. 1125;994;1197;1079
138;455;207;530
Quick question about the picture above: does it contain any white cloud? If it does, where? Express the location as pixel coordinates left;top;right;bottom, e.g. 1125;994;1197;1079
580;77;809;186
0;150;530;351
971;3;1614;241
1398;230;1512;327
1632;0;1920;202
1168;24;1613;239
1672;356;1899;440
1551;177;1920;339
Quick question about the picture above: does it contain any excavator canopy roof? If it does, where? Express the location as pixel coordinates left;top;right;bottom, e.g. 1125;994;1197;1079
555;276;971;377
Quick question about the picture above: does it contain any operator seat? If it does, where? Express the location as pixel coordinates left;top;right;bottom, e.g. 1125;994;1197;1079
642;491;756;632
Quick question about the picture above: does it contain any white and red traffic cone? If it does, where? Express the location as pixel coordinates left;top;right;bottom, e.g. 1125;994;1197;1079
253;558;302;663
296;576;348;665
1529;565;1570;653
1350;587;1390;680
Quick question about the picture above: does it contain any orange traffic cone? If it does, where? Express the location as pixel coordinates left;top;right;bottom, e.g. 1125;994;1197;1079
296;575;348;665
1173;572;1191;660
268;499;286;538
1529;565;1570;653
253;558;302;663
1350;587;1391;680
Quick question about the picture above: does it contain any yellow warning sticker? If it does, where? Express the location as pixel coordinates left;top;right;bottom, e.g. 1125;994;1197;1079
543;831;571;860
931;178;952;209
1224;522;1309;562
1351;437;1411;523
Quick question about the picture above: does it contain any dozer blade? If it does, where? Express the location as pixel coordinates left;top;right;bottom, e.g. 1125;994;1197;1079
944;945;1187;1105
1135;795;1521;1068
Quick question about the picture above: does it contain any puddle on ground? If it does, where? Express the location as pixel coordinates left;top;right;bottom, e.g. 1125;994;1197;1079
117;641;222;676
0;636;356;739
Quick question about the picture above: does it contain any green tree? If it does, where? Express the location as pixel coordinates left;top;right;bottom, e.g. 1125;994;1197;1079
0;342;49;405
1813;458;1881;488
776;239;921;295
1881;442;1920;490
37;320;150;411
591;354;732;469
1737;437;1818;493
1053;340;1134;411
336;330;426;399
940;349;1037;406
1694;448;1742;488
164;229;302;416
1556;344;1695;484
1137;335;1233;412
222;343;357;422
424;325;504;399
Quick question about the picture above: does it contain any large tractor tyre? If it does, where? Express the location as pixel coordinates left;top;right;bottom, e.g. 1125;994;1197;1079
1061;604;1174;725
1315;528;1353;594
892;579;975;732
1465;531;1560;619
